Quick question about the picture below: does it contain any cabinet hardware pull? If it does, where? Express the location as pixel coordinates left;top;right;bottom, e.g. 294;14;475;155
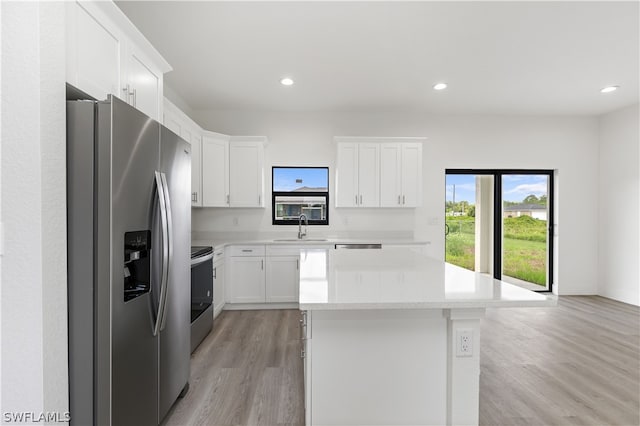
226;194;230;204
360;194;363;204
132;88;137;108
300;349;306;359
398;195;401;205
403;195;405;205
296;259;299;270
258;195;261;205
355;195;358;205
123;84;134;105
261;259;264;270
241;249;252;252
213;267;217;279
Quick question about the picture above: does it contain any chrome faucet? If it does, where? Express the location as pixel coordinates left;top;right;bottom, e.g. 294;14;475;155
298;214;308;239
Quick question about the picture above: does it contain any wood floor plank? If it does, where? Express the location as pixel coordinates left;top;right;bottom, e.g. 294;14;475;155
162;297;639;426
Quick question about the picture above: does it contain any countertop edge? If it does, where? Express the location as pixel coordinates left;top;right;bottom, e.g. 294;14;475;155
192;238;431;250
299;296;557;311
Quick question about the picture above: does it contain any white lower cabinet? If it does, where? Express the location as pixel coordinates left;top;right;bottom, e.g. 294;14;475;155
226;244;329;306
266;256;299;303
227;245;265;304
228;256;265;303
212;249;225;318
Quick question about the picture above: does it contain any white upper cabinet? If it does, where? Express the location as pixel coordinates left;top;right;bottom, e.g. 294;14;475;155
336;137;425;208
172;115;265;209
357;143;380;207
336;143;359;207
66;1;171;121
380;144;402;207
229;137;266;208
380;142;423;207
191;134;202;206
336;142;380;207
399;143;423;207
66;1;123;102
123;45;163;120
163;98;204;206
202;132;230;207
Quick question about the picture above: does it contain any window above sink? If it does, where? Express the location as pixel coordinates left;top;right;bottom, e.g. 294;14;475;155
272;167;329;226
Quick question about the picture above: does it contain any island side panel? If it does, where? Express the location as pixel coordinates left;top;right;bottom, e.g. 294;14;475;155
310;309;447;426
444;308;485;426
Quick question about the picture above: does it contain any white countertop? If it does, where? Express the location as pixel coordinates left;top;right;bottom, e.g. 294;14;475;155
299;247;556;310
191;232;429;250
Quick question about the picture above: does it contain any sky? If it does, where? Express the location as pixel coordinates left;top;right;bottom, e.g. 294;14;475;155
273;167;329;191
445;174;549;203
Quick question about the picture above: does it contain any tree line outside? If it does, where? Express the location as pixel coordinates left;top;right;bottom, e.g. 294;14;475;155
445;194;548;286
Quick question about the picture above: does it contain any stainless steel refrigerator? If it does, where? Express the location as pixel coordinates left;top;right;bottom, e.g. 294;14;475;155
67;95;191;425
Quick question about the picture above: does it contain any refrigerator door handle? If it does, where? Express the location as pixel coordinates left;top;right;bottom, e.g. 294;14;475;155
159;172;173;332
154;171;169;337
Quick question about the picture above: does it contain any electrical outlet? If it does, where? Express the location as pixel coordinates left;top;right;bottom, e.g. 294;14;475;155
456;329;473;357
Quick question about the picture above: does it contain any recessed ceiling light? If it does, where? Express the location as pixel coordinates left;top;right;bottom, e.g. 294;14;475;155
600;85;619;93
433;83;448;91
280;77;294;86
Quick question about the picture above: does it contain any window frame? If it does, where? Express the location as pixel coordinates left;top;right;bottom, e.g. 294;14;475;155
271;166;330;226
446;168;554;293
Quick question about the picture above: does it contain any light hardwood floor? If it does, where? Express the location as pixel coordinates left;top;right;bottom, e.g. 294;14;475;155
163;296;639;426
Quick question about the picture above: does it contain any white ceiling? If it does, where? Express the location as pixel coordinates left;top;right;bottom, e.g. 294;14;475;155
116;1;639;116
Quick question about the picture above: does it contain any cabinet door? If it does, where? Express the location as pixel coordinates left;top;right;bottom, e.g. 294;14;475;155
266;256;299;303
229;257;265;303
67;1;123;101
400;143;422;207
163;110;183;136
357;143;380;207
202;136;230;207
379;143;402;207
229;142;264;207
336;143;359;207
213;260;225;317
191;134;202;206
124;47;162;120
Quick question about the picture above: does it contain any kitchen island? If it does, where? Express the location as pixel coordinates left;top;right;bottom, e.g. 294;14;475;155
298;247;555;426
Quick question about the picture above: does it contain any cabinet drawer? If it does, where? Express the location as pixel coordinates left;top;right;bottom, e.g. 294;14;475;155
266;244;332;257
229;245;265;257
212;246;225;263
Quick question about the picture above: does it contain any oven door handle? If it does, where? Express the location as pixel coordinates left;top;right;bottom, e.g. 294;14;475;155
191;252;214;266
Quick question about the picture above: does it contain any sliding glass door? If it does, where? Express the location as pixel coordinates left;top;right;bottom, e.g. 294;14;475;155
445;170;554;292
499;173;553;291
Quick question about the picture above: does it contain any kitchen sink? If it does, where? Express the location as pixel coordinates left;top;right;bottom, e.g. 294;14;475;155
273;238;328;242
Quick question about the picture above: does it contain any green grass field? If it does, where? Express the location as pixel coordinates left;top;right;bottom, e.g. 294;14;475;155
445;216;547;286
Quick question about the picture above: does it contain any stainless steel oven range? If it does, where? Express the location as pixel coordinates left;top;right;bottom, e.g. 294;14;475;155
190;246;214;352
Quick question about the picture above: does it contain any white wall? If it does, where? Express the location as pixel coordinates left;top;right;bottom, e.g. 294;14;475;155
598;104;640;306
1;1;68;418
192;109;600;296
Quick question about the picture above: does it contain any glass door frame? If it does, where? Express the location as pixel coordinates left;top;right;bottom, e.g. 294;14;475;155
446;169;555;293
